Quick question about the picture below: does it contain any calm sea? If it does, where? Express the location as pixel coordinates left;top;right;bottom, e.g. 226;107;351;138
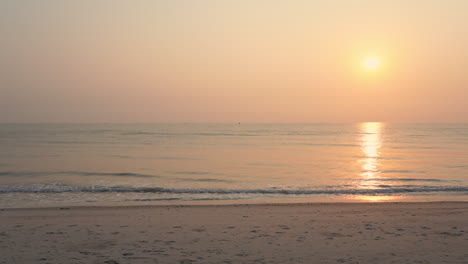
1;123;467;208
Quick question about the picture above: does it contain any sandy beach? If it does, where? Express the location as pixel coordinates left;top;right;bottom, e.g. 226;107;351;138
0;202;467;264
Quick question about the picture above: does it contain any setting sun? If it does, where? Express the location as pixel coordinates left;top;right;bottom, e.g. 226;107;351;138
364;57;380;71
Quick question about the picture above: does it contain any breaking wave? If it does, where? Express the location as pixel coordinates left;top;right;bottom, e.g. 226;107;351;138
1;184;467;195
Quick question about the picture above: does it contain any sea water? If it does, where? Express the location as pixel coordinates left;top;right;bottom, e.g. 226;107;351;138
1;123;467;208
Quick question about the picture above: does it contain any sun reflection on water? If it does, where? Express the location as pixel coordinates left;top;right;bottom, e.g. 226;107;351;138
353;195;400;202
351;122;393;202
360;122;383;181
351;122;407;202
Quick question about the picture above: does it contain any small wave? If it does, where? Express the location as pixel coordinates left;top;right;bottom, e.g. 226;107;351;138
1;185;467;195
352;156;404;160
121;132;258;137
168;171;228;177
380;170;426;174
176;178;233;183
247;163;291;167
367;178;455;183
69;171;160;178
193;133;258;137
0;171;48;177
170;171;213;175
109;155;201;160
406;134;428;137
0;171;160;178
293;143;358;147
158;156;201;160
121;132;162;136
124;197;244;202
42;141;85;144
442;165;468;169
124;198;182;201
389;146;441;150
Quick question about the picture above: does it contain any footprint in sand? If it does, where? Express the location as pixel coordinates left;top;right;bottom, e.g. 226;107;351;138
104;260;119;264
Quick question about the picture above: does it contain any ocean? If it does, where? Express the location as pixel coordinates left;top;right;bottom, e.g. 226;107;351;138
1;123;467;208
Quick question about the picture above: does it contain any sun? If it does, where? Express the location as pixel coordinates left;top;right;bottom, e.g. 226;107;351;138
363;57;380;71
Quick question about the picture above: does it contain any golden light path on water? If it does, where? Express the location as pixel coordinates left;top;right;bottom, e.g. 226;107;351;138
356;122;401;202
360;122;383;180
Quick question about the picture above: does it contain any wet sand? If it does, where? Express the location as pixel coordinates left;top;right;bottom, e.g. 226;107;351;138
1;202;467;264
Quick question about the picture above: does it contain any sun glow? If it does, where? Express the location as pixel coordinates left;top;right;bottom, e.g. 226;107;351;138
351;53;388;80
363;57;380;71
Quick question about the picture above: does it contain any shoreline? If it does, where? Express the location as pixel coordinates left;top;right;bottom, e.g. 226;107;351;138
2;200;468;211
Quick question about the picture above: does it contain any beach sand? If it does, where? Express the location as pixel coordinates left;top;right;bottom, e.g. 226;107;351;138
1;202;467;264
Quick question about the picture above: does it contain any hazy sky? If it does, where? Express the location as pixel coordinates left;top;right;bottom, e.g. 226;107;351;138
1;0;467;123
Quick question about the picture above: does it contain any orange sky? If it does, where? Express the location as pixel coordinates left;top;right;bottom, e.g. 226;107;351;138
1;0;467;123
